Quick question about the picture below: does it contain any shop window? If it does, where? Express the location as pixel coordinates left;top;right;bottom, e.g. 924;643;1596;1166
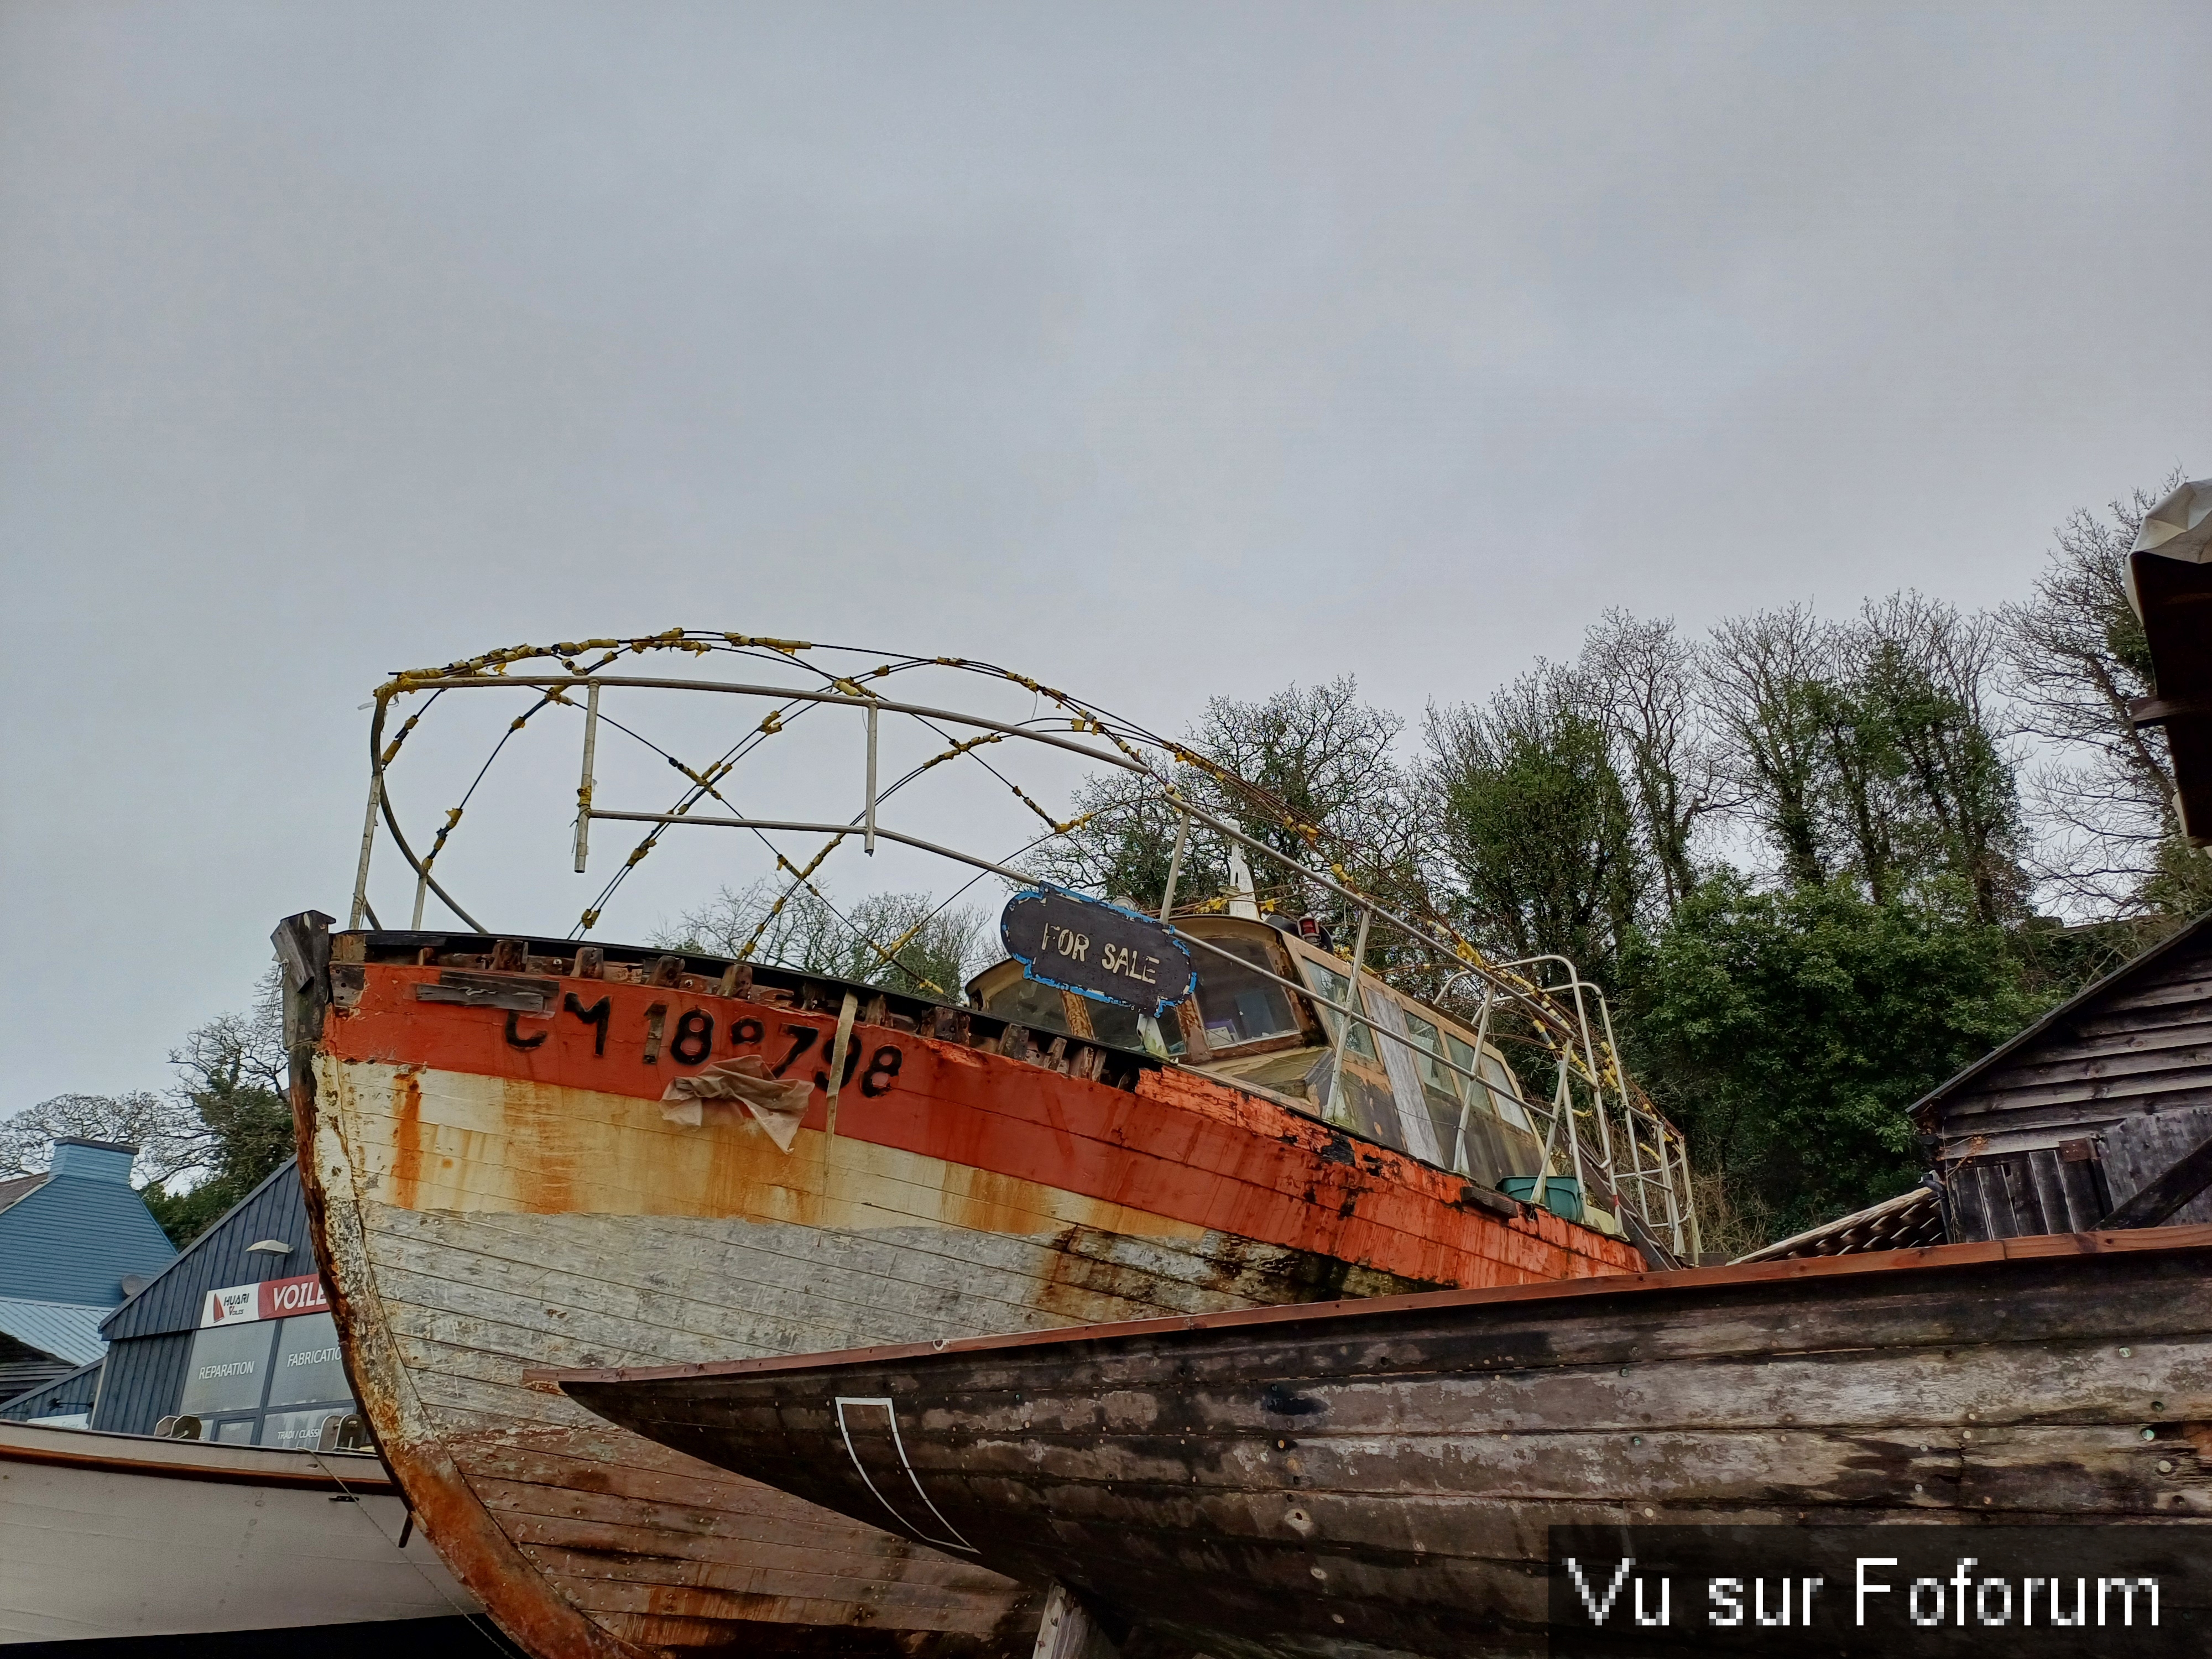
179;1320;275;1418
1192;936;1303;1048
177;1308;358;1449
268;1312;348;1407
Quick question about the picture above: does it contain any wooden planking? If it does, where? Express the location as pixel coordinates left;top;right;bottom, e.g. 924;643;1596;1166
557;1238;2212;1659
326;1058;1574;1295
2106;1105;2212;1228
1926;925;2212;1241
366;1204;1340;1344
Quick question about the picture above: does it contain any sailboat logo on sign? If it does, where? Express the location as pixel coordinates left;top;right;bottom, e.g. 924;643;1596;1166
204;1285;258;1324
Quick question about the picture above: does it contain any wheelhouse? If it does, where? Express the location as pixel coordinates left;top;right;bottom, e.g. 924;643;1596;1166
968;912;1590;1230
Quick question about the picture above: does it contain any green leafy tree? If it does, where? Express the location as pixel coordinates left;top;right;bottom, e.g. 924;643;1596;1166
1621;875;2039;1238
1422;664;1646;978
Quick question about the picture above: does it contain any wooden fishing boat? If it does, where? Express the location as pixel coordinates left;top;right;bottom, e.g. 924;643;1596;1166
551;1227;2212;1659
288;635;1698;1659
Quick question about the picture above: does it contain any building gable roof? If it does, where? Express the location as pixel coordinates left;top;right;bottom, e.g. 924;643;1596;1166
1908;909;2212;1131
0;1173;47;1219
102;1159;310;1342
0;1167;178;1308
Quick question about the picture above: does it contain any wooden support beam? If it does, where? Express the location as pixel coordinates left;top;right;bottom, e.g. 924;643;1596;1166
1031;1582;1119;1659
2098;1130;2212;1229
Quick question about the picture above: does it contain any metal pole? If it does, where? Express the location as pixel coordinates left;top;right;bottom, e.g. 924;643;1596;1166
1157;812;1188;920
410;862;431;931
573;682;600;874
348;773;384;931
863;702;879;855
1325;909;1372;1124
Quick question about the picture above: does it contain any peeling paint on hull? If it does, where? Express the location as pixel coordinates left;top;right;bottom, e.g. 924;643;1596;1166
293;948;1637;1659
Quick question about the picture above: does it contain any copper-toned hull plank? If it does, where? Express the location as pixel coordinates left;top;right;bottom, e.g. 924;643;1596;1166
555;1229;2212;1659
289;930;1638;1659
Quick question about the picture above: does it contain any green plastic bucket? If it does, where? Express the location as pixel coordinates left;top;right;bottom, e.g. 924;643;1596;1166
1499;1175;1585;1225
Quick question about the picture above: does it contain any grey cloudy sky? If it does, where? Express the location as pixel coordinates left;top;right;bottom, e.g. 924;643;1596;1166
4;1;2209;1110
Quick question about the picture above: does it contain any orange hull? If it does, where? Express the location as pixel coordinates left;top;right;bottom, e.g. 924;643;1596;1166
291;931;1637;1658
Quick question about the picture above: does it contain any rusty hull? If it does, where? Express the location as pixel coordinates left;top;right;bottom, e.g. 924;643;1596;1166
284;923;1639;1659
554;1229;2212;1659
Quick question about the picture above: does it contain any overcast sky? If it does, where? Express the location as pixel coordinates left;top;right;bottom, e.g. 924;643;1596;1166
4;1;2209;1112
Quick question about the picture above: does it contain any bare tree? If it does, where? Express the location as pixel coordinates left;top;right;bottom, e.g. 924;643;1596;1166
1999;478;2182;913
1578;610;1730;915
0;1092;205;1185
1034;677;1421;924
657;880;990;998
1702;606;1835;888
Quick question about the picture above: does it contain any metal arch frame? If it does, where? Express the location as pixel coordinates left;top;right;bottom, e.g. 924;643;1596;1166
345;646;1701;1254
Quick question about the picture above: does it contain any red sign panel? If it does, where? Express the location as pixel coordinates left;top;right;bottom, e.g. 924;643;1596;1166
200;1272;330;1328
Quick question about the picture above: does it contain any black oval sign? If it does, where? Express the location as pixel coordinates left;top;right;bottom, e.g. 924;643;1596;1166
999;889;1197;1017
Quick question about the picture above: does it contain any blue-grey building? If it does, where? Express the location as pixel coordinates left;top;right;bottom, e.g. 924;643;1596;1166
0;1138;178;1403
4;1159;366;1444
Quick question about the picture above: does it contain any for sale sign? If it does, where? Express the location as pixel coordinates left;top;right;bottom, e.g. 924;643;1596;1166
200;1272;330;1328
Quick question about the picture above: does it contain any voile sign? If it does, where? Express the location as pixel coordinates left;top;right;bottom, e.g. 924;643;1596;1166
999;889;1197;1018
200;1272;330;1328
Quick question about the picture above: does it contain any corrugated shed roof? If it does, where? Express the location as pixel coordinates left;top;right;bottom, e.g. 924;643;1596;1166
0;1298;109;1366
0;1173;47;1218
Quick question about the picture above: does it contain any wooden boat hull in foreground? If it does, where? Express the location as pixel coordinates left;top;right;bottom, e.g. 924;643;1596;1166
554;1228;2212;1659
286;924;1636;1659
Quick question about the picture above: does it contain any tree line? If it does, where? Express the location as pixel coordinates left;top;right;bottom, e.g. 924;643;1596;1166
1032;478;2210;1247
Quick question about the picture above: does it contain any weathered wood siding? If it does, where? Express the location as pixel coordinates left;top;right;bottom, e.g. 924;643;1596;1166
561;1230;2212;1659
1923;918;2212;1238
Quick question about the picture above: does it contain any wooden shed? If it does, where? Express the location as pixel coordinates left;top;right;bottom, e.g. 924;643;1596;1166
1912;910;2212;1240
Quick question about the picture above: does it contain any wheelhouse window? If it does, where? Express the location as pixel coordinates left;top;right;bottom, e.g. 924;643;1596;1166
1402;1011;1464;1112
1191;936;1303;1048
979;973;1148;1051
1295;958;1378;1061
1463;1041;1535;1131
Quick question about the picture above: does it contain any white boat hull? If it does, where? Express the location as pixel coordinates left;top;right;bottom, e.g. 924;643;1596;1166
0;1421;479;1643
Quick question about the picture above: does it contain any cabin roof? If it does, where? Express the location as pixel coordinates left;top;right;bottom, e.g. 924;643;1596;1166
1907;909;2212;1132
2129;475;2212;843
